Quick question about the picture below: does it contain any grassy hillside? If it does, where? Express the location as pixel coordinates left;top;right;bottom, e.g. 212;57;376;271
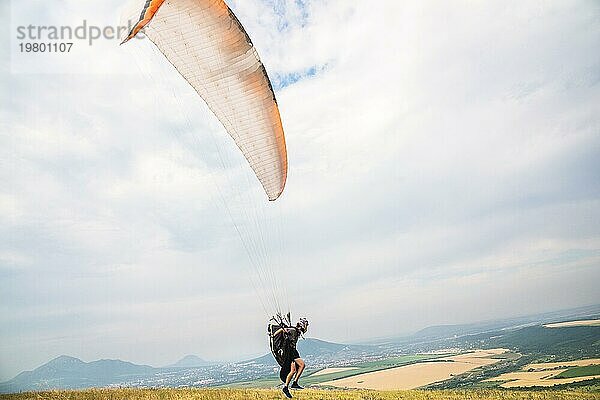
1;388;599;400
489;326;600;360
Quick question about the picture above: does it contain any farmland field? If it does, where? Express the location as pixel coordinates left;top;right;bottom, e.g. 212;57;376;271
310;367;359;376
1;388;599;400
486;358;600;388
527;360;600;370
319;349;509;390
228;354;449;388
544;319;600;328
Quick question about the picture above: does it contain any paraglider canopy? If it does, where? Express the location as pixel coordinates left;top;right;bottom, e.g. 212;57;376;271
122;0;288;201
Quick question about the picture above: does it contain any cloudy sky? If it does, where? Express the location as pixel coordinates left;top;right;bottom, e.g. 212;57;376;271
1;0;599;380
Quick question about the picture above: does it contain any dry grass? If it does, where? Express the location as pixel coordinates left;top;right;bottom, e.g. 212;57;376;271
527;360;600;370
1;388;599;400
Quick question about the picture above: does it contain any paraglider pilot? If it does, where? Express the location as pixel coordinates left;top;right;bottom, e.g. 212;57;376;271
272;318;309;398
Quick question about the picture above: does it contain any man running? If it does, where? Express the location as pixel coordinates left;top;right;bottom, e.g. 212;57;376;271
272;318;309;398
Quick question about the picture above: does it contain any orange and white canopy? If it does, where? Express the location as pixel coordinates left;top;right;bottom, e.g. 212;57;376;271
122;0;288;201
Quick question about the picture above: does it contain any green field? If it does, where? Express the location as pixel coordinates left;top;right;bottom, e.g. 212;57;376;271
1;388;599;400
555;365;600;379
228;354;449;388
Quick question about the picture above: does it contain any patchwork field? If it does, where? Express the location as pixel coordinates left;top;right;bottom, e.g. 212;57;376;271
544;319;600;328
319;349;509;390
486;358;600;388
1;388;598;400
527;359;600;369
229;354;451;388
309;367;358;376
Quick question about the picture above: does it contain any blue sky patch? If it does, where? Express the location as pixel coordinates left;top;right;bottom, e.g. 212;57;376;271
262;0;311;32
272;65;323;90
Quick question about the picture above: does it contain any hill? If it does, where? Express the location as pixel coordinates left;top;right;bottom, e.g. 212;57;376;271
0;338;382;393
392;304;600;344
248;337;380;367
0;356;156;393
298;338;377;362
421;324;600;389
166;355;215;368
491;325;600;359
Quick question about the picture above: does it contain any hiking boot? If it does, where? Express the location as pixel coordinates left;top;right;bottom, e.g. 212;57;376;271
282;386;292;398
291;382;304;390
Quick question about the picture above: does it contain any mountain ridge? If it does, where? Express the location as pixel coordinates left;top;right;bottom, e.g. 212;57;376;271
0;356;157;393
166;355;217;368
0;337;374;393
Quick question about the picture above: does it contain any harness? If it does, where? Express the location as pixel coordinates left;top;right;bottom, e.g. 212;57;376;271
268;312;293;367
